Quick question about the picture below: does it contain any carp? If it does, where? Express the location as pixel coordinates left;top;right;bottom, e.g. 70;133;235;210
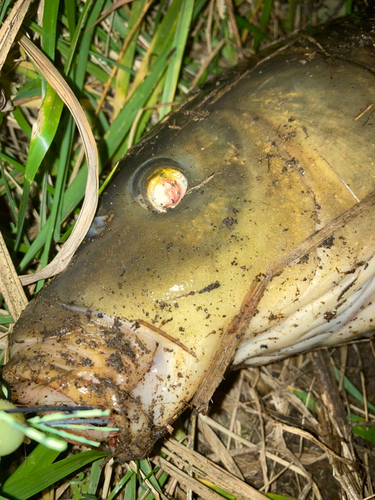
3;15;375;460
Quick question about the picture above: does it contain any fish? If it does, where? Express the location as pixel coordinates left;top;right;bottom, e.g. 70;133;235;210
3;15;375;460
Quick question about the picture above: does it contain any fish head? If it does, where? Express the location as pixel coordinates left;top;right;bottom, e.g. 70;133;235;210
4;17;375;458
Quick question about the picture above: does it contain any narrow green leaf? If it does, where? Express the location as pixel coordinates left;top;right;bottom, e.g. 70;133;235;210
352;421;375;443
40;170;49;229
87;458;105;494
287;0;297;33
119;71;167;155
98;161;119;196
291;379;375;443
37;115;74;290
2;233;28;256
64;0;94;76
129;0;182;91
84;91;109;132
113;0;146;117
0;162;18;221
124;472;136;500
253;0;274;51
139;459;163;495
104;45;171;162
2;441;61;485
159;0;194;119
192;0;207;21
333;367;375;414
235;15;271;40
88;50;135;74
14;78;42;106
288;387;318;413
0;315;13;325
0;0;11;24
350;414;375;441
0;152;25;174
106;470;134;500
64;0;76;36
15;84;64;249
198;478;240;500
42;0;60;59
53;115;74;245
74;0;106;91
153;0;168;35
24;19;116;87
222;23;235;64
12;107;32;139
1;449;107;499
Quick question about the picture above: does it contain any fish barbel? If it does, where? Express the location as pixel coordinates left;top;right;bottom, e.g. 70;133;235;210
3;16;375;459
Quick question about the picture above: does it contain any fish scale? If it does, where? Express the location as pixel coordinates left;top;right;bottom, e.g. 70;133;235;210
3;15;375;460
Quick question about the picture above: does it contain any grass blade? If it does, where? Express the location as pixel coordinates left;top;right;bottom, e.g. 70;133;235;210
159;0;194;119
1;448;106;500
112;0;147;118
14;84;64;249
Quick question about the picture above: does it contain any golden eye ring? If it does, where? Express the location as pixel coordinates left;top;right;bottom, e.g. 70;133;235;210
131;158;188;213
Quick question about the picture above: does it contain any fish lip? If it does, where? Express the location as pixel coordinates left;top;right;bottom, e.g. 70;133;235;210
4;301;197;453
3;303;163;442
4;299;204;458
57;302;198;358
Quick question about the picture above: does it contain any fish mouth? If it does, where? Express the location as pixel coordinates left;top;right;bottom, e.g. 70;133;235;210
3;301;199;458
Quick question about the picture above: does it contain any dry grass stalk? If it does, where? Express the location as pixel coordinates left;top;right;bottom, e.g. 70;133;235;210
17;36;99;285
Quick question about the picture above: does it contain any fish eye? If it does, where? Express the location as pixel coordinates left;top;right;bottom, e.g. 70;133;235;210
131;158;188;213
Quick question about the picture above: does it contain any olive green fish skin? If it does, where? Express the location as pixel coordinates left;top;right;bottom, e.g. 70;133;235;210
4;16;375;459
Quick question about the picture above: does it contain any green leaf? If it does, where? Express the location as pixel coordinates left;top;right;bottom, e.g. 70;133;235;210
74;0;106;90
113;0;146;117
0;0;11;24
2;441;61;485
103;44;171;162
64;0;76;35
139;459;163;495
350;414;375;443
0;315;13;325
37;115;74;291
106;469;134;500
235;15;271;41
42;0;60;59
159;0;194;119
291;379;375;443
12;107;32;139
0;162;18;221
198;478;241;499
64;0;95;76
87;458;105;495
124;472;136;500
1;447;107;500
333;367;375;414
15;83;64;249
253;0;274;51
288;387;318;413
23;19;115;88
0;151;26;174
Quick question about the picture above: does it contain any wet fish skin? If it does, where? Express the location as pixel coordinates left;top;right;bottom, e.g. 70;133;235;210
3;16;375;460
